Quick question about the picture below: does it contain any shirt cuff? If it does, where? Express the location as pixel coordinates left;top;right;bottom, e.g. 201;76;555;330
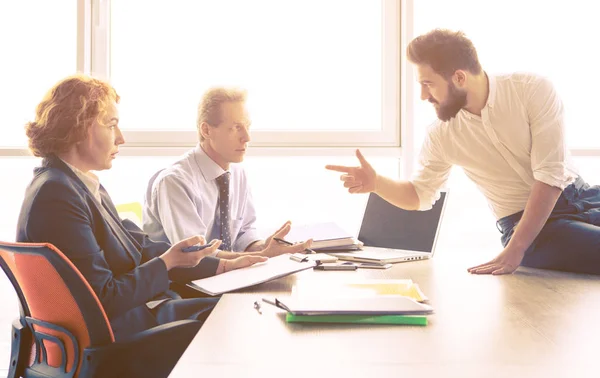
197;256;220;278
234;229;262;252
143;257;171;298
411;181;442;211
533;166;578;190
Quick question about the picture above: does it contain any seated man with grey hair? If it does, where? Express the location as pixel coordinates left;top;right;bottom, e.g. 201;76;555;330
143;87;310;271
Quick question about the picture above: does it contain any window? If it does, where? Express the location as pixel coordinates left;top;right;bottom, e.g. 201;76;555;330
411;0;599;151
109;0;399;147
0;1;77;148
0;156;41;240
97;154;401;235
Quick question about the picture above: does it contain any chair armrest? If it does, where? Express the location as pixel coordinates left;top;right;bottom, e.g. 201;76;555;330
79;320;202;378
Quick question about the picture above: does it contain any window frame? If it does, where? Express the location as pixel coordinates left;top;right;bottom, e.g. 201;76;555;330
4;0;599;172
91;0;401;148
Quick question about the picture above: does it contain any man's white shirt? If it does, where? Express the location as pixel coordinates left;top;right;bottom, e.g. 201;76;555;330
143;145;261;252
412;72;578;219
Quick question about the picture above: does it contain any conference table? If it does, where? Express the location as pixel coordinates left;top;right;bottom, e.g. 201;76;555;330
169;251;600;378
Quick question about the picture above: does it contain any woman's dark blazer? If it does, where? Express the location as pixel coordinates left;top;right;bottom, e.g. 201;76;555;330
16;155;219;339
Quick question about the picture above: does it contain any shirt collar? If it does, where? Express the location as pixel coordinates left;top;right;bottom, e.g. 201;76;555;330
486;72;496;108
60;159;101;201
458;72;495;120
193;144;229;182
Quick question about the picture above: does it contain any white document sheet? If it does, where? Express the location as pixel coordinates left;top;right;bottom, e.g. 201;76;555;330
188;254;316;296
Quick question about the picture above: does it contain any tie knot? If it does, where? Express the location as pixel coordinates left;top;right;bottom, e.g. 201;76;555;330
216;172;230;189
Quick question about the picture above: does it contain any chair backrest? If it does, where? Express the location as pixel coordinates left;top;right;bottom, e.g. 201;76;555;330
0;242;115;377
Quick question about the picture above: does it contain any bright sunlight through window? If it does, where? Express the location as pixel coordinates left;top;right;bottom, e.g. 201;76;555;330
110;0;383;133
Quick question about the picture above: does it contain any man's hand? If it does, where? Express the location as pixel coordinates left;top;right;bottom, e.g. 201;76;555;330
467;246;525;275
469;181;562;276
325;149;377;194
260;221;313;258
227;255;268;271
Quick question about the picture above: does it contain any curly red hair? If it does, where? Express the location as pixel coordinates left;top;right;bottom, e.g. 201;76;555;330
25;75;120;157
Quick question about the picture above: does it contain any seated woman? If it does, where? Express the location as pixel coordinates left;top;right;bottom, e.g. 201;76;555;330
16;75;267;341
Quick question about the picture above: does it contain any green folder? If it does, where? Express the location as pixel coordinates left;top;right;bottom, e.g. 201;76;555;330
286;313;428;326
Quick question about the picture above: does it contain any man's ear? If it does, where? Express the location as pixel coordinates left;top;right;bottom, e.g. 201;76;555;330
453;70;467;88
200;122;211;140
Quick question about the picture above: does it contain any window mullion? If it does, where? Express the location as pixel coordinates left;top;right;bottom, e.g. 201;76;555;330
76;0;92;74
91;0;111;79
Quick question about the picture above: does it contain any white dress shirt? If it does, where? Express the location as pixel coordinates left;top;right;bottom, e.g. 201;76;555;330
61;159;102;203
143;145;260;252
412;72;578;220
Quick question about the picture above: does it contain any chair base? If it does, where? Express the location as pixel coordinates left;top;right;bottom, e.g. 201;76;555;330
8;319;29;378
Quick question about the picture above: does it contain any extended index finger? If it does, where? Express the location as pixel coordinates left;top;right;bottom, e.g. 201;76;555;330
325;164;355;173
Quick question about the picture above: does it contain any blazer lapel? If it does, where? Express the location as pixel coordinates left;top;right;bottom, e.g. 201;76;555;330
98;192;142;265
43;156;142;265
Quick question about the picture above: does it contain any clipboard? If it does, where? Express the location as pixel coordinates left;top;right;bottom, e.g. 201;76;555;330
262;296;434;316
188;254;316;296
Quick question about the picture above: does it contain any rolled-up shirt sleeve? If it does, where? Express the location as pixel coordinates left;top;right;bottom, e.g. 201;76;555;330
411;124;452;210
527;77;578;189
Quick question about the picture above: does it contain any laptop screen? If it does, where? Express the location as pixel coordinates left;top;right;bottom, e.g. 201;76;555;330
357;191;447;253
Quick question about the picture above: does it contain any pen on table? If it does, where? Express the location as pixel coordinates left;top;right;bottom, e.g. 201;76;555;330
253;301;262;315
273;237;316;254
262;298;289;312
262;298;278;309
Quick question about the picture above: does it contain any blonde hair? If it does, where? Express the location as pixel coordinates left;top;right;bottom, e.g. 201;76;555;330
25;74;120;157
197;87;247;141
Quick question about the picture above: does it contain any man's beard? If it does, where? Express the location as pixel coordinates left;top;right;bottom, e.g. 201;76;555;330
430;84;467;121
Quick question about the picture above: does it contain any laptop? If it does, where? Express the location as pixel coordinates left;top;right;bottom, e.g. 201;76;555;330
329;190;449;265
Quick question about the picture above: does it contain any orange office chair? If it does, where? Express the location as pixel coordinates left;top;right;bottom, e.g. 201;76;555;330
0;241;201;378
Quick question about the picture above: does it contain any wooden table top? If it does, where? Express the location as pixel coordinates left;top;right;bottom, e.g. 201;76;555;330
169;253;600;378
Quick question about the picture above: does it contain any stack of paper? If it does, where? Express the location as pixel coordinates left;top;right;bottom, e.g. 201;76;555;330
292;278;429;302
344;279;429;302
272;296;433;316
264;295;433;326
284;222;362;251
269;278;432;325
